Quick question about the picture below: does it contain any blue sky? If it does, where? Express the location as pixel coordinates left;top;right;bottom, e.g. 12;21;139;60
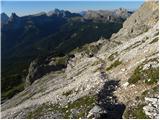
1;1;144;16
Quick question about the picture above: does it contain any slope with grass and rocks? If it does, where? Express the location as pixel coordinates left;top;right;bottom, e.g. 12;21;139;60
1;1;159;119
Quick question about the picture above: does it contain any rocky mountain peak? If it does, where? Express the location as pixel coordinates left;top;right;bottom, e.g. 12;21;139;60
114;8;132;19
1;12;9;24
47;8;72;17
9;13;19;21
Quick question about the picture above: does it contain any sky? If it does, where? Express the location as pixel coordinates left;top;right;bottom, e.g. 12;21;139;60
1;1;144;16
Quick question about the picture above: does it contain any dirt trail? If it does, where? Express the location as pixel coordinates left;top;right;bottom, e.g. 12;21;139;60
94;56;126;118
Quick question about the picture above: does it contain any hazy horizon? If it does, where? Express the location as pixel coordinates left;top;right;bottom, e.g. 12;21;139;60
2;1;144;17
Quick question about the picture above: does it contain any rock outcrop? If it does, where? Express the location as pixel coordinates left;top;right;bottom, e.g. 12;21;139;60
25;55;69;86
143;96;159;119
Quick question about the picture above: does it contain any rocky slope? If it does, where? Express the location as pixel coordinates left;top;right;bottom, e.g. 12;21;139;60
1;1;159;119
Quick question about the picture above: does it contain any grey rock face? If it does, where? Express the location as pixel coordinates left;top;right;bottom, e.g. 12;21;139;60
143;97;159;119
83;8;133;23
119;1;159;38
25;59;39;86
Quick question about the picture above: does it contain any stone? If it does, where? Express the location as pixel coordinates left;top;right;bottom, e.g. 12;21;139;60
122;82;129;88
87;105;107;118
121;68;126;72
145;97;158;104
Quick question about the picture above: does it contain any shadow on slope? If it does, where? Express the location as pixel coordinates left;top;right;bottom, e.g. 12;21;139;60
97;80;126;119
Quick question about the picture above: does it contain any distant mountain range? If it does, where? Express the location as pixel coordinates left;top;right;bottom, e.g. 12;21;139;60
1;8;132;56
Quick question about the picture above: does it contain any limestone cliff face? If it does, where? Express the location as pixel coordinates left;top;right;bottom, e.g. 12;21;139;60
1;1;159;119
121;1;158;36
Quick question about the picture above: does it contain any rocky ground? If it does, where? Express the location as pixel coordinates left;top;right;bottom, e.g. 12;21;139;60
1;1;159;119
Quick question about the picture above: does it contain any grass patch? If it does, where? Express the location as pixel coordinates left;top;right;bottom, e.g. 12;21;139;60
1;83;24;100
128;66;159;84
62;95;96;118
124;104;149;119
142;85;159;97
73;44;101;57
144;67;159;84
128;66;142;84
149;37;159;44
26;95;96;119
54;56;68;65
108;52;118;61
106;59;122;71
26;103;61;119
128;59;159;84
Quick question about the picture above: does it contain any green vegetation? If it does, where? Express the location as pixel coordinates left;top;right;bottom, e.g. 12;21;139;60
54;56;68;65
128;66;159;84
26;95;96;119
73;43;101;56
124;104;149;119
1;56;34;101
128;58;159;84
1;83;24;100
26;103;57;119
149;37;159;44
128;66;142;84
144;67;159;84
142;85;159;98
106;59;122;71
62;95;96;118
108;52;118;61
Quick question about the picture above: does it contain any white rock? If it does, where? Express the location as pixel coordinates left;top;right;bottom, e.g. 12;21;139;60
147;79;151;82
121;68;126;72
123;82;129;88
145;97;158;103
